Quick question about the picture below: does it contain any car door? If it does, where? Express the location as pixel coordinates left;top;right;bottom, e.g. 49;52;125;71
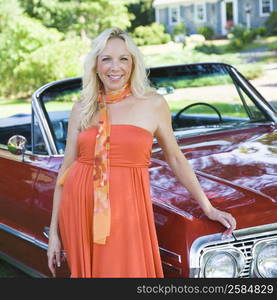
0;110;47;274
30;81;79;277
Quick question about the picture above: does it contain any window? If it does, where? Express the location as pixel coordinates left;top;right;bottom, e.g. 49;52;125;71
260;0;273;16
0;109;31;151
33;113;48;155
169;6;180;25
195;3;206;22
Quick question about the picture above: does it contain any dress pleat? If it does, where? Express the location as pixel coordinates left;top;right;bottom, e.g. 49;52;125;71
59;124;164;278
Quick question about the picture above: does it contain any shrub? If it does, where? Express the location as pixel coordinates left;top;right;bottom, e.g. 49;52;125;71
268;43;277;51
173;22;186;36
132;22;171;46
0;14;63;97
12;38;89;96
197;26;214;40
254;26;267;37
227;24;257;50
194;44;223;54
265;11;277;36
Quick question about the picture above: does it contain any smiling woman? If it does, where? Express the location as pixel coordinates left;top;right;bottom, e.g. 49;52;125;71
46;27;236;279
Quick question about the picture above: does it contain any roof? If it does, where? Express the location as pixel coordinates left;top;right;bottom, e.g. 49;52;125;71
153;0;218;7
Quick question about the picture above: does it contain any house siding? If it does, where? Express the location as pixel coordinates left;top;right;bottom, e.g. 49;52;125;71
236;0;277;28
215;2;222;35
158;7;168;25
154;0;277;36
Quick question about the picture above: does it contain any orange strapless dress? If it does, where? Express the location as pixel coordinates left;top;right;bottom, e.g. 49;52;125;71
58;124;164;278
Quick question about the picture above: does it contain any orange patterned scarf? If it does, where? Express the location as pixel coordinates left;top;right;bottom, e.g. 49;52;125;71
93;83;132;244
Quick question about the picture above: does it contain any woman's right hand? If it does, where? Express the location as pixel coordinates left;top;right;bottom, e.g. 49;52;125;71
47;232;62;277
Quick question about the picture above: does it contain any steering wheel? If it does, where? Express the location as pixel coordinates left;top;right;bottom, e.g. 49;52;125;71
173;102;223;127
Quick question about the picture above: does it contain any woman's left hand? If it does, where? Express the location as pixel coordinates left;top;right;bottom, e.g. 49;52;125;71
205;206;237;236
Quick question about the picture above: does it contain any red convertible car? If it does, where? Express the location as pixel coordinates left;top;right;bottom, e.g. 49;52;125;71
0;62;276;278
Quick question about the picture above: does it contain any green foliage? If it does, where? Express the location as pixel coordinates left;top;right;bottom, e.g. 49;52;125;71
254;26;267;37
127;0;155;32
0;0;134;98
194;44;223;54
12;38;89;96
0;5;63;97
132;22;171;46
268;43;277;51
265;11;277;36
173;22;186;36
197;26;214;40
18;0;132;39
227;24;257;51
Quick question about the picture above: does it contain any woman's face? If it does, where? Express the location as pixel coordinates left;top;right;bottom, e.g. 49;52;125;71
96;37;133;93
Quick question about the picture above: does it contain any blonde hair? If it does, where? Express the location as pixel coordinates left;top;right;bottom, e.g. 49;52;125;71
80;27;155;131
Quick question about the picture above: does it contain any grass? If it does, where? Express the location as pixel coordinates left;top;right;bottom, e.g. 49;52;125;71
0;99;31;118
0;98;248;119
167;100;247;118
140;36;276;78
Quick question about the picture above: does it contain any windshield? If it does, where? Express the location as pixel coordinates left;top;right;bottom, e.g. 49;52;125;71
40;64;270;154
150;64;268;131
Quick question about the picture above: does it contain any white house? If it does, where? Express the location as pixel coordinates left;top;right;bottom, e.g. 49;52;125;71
153;0;277;36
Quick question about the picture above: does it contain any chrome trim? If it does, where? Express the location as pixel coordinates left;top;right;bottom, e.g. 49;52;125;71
200;246;246;278
32;97;56;155
231;68;277;123
0;252;46;278
189;223;277;278
233;223;277;240
159;247;182;263
251;237;277;278
162;261;182;275
0;223;48;251
43;226;50;239
189;232;235;277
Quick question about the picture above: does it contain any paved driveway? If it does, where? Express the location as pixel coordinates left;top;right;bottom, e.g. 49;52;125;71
250;63;277;109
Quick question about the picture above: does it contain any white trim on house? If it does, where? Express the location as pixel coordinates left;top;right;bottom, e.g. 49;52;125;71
259;0;273;17
153;0;190;7
153;0;218;6
194;3;207;23
221;0;238;35
169;6;181;26
155;7;160;23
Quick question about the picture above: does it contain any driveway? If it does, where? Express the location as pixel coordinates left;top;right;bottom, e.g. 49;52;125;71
163;63;277;112
250;63;277;108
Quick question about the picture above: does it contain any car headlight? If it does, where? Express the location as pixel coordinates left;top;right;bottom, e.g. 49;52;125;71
253;239;277;278
201;249;245;278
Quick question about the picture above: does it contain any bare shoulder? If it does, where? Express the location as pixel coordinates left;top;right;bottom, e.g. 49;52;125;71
144;90;168;109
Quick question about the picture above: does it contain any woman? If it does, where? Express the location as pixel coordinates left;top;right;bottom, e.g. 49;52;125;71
47;27;236;278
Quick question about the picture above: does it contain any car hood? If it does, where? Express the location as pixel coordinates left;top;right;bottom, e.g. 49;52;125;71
150;127;277;227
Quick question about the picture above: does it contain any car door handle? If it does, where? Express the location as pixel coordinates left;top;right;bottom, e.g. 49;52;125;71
43;226;49;239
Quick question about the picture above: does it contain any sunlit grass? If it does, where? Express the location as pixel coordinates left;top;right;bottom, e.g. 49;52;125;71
0;100;31;118
167;100;247;117
0;99;247;118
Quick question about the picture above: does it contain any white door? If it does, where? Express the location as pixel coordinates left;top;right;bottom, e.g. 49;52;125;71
221;0;238;35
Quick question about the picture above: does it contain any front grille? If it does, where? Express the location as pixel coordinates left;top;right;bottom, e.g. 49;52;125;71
189;223;277;278
200;231;277;278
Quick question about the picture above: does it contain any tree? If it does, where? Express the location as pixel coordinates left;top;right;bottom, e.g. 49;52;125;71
127;0;155;32
18;0;133;39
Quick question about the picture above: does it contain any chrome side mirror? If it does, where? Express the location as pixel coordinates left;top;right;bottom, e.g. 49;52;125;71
156;86;175;95
7;135;27;155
